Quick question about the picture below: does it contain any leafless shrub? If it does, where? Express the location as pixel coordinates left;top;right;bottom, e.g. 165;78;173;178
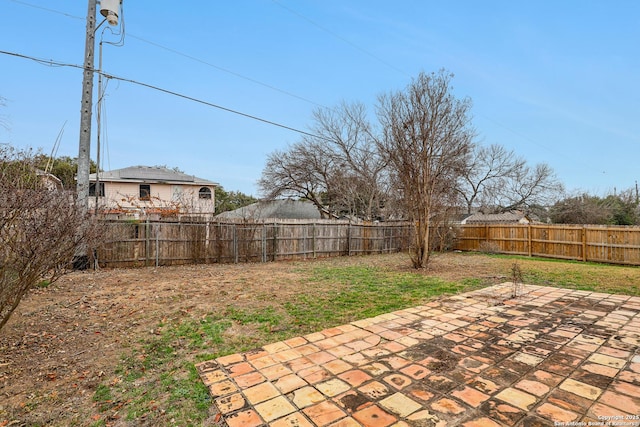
511;261;524;298
0;146;104;331
478;240;500;254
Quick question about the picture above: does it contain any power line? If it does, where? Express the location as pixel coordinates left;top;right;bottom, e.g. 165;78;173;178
8;0;83;20
128;34;329;110
271;0;409;77
8;0;330;111
0;49;332;141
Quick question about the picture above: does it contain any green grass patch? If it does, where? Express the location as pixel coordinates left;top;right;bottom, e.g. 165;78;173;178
486;253;640;295
285;265;475;332
36;279;51;288
226;306;283;329
95;315;234;425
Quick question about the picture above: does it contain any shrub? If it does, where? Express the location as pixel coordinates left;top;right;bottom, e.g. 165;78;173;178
0;146;103;331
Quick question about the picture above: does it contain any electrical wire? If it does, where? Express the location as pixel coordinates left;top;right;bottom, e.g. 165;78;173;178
8;0;328;110
271;0;409;77
0;49;333;142
8;0;83;20
128;34;329;110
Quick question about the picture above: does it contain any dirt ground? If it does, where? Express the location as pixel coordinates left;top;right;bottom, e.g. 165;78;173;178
0;253;504;426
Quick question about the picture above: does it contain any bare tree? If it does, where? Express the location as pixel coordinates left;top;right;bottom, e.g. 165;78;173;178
0;146;103;332
549;193;612;224
485;162;563;213
376;70;475;268
456;144;523;214
457;143;563;215
308;102;388;220
259;102;388;220
258;140;335;218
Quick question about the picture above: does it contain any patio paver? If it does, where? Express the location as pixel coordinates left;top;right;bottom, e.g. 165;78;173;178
197;283;640;426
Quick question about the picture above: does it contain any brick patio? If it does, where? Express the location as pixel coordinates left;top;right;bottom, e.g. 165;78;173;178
196;283;640;426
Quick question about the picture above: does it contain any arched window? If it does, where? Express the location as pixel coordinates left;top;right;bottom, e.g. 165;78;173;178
199;187;212;200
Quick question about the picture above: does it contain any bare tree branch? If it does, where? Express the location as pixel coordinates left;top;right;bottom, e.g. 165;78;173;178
259;102;388;220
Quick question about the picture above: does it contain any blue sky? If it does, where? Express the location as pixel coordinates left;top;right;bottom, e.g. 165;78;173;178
1;1;638;197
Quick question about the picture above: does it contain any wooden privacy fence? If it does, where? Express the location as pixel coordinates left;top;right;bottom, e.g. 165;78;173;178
96;219;413;268
454;224;640;266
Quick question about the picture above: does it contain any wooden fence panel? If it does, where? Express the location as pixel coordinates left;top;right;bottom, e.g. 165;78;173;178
530;225;583;261
96;219;412;268
453;224;485;251
453;224;640;266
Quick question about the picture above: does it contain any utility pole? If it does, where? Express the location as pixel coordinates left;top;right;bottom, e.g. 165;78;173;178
77;0;97;214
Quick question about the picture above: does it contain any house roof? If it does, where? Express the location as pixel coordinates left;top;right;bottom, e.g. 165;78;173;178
462;211;530;224
35;168;63;190
89;166;218;186
216;199;321;220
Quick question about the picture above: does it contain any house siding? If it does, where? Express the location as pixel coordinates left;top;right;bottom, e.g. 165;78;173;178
90;181;215;216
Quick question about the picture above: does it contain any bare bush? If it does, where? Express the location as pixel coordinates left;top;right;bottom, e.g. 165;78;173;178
511;261;524;298
478;241;501;254
0;146;103;331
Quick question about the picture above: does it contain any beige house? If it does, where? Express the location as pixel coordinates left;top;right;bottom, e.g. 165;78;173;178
88;165;218;218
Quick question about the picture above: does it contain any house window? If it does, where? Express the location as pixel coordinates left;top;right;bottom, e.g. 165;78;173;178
171;185;183;202
199;187;212;200
89;182;105;197
139;184;151;200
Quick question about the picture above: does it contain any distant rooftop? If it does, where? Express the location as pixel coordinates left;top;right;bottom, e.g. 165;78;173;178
462;210;531;224
216;199;321;220
89;165;218;186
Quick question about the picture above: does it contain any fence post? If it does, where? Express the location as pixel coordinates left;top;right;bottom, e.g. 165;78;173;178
205;220;210;264
233;224;238;264
485;224;489;250
527;224;532;257
582;226;587;262
312;222;316;259
262;223;266;263
303;224;308;259
273;222;278;262
145;218;150;267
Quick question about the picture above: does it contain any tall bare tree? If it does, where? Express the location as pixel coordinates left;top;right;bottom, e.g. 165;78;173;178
376;70;475;268
259;102;387;220
308;102;388;220
0;146;103;331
